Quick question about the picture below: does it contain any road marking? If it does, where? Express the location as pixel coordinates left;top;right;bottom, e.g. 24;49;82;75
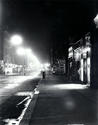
16;96;30;106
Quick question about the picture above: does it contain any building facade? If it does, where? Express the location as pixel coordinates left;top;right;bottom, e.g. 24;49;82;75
68;33;91;85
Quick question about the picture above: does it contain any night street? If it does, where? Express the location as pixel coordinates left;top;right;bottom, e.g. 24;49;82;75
0;0;98;125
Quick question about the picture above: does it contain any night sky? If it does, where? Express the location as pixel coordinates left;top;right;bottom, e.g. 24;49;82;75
2;0;98;62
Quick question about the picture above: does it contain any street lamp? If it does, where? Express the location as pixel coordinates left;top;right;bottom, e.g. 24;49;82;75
10;34;23;46
16;47;41;75
16;47;25;56
7;34;23;63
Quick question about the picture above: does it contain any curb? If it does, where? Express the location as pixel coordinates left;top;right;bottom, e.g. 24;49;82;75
19;80;41;125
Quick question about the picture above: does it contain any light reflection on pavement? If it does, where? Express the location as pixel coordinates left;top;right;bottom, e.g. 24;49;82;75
0;71;41;105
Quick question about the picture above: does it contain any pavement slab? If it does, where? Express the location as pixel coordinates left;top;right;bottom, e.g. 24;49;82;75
21;75;98;125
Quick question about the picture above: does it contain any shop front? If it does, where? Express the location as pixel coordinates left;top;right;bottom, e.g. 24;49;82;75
68;33;91;85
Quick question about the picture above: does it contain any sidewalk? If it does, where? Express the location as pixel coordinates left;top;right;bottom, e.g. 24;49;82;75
20;74;98;125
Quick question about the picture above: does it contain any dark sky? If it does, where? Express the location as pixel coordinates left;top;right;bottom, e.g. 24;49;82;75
2;0;98;62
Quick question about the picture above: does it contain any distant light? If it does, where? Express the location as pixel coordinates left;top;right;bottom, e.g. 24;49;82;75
10;35;23;45
16;47;25;55
94;14;98;28
26;50;41;70
44;63;50;67
41;63;50;71
16;47;41;70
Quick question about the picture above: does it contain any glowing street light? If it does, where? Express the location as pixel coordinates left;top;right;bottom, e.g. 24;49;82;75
44;63;50;67
5;34;23;66
16;47;25;56
16;46;41;75
10;34;23;46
